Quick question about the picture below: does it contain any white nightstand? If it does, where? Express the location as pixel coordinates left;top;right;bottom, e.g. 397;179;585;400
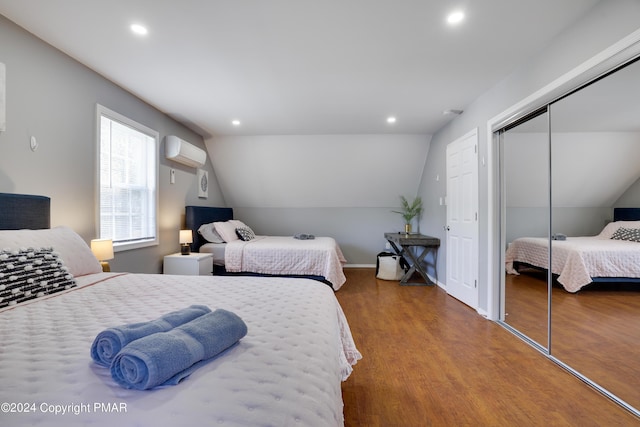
163;252;213;276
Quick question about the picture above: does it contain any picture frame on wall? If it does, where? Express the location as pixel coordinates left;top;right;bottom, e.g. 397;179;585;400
0;63;5;132
198;169;208;198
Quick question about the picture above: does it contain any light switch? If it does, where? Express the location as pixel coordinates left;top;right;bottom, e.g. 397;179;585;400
170;169;176;184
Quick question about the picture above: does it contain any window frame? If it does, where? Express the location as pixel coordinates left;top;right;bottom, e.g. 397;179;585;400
96;104;159;252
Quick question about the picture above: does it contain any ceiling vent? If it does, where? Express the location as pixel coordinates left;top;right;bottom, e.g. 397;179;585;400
165;135;206;168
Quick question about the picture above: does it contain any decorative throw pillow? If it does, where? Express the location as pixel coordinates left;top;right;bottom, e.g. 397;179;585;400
598;221;640;239
198;223;225;243
235;226;256;241
0;226;102;277
0;247;76;309
611;227;640;242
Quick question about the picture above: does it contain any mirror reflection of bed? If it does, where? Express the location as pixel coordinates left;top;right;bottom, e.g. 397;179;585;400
500;55;640;415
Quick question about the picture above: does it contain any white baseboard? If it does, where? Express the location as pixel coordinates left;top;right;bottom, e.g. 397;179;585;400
428;273;445;289
344;264;375;268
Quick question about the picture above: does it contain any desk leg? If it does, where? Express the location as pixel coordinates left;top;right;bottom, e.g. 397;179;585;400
400;245;435;286
387;240;402;257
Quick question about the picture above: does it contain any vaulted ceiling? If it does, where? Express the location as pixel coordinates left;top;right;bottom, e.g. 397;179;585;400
504;56;640;209
0;0;600;138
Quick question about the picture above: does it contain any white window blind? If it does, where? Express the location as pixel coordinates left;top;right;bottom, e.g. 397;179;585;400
97;105;158;251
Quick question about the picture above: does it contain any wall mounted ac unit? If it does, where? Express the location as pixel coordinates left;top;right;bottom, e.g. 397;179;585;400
165;135;206;168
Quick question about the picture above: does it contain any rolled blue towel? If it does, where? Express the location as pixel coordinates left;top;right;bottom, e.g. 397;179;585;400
294;233;315;240
91;305;211;367
110;308;248;390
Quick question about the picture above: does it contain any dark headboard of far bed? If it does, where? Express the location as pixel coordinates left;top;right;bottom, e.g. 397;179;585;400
0;193;51;229
185;206;233;252
613;208;640;222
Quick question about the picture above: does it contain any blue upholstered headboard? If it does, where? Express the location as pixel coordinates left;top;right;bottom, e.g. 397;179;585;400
0;193;51;229
613;208;640;222
185;206;233;251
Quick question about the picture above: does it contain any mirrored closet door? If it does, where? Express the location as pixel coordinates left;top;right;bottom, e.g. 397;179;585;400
500;56;640;415
501;109;550;349
549;57;640;412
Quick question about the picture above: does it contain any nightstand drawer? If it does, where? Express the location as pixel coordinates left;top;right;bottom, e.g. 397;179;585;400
163;253;213;275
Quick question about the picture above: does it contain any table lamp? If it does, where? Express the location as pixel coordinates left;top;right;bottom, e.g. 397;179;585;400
180;229;193;255
91;238;114;272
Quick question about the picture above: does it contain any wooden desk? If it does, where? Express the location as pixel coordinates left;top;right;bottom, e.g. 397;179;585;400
384;232;440;286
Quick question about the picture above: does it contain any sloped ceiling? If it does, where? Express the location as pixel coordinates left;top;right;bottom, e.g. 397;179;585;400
0;0;599;137
0;1;603;211
505;57;640;209
505;132;640;208
208;134;431;208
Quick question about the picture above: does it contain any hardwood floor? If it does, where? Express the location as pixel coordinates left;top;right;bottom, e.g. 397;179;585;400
505;268;640;413
337;268;640;426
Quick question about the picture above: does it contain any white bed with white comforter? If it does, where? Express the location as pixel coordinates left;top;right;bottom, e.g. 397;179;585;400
505;220;640;292
0;272;360;427
187;207;347;289
0;223;360;427
212;235;347;290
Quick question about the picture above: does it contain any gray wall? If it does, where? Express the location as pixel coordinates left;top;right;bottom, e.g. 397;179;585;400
503;131;640;242
0;15;225;273
207;134;432;265
506;207;613;243
616;176;640;207
417;0;640;313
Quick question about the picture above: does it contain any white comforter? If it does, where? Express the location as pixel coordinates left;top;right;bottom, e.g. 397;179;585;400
0;273;361;427
505;236;640;292
224;236;347;290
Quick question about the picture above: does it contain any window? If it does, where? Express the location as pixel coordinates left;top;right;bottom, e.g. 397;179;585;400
97;105;159;251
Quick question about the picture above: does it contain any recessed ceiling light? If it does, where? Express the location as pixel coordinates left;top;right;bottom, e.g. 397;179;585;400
447;10;465;25
231;120;241;126
386;116;397;124
130;24;148;36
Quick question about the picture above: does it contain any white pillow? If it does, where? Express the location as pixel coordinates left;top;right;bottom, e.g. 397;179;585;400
598;221;640;239
0;226;102;277
198;222;225;243
213;221;239;243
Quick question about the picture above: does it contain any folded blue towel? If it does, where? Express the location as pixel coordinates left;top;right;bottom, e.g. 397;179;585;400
91;305;211;367
110;308;248;390
294;233;315;240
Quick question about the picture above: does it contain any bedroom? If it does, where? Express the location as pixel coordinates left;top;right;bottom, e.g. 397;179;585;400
2;0;640;424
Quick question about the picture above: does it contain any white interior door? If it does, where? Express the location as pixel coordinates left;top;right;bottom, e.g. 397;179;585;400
446;129;479;309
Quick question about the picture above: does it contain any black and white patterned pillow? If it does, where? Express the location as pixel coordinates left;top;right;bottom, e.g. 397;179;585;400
0;247;76;309
235;227;256;241
611;227;640;243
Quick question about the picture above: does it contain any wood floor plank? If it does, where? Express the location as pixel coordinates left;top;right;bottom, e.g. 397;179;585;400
505;269;640;412
337;268;640;426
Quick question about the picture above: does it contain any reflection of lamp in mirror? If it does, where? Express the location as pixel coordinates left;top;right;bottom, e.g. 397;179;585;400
91;239;114;272
180;230;193;255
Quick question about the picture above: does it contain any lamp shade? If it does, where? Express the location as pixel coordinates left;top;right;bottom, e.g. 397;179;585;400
91;239;114;261
179;229;193;244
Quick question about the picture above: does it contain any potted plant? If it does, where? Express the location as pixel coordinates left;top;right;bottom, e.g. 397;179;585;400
392;196;423;234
